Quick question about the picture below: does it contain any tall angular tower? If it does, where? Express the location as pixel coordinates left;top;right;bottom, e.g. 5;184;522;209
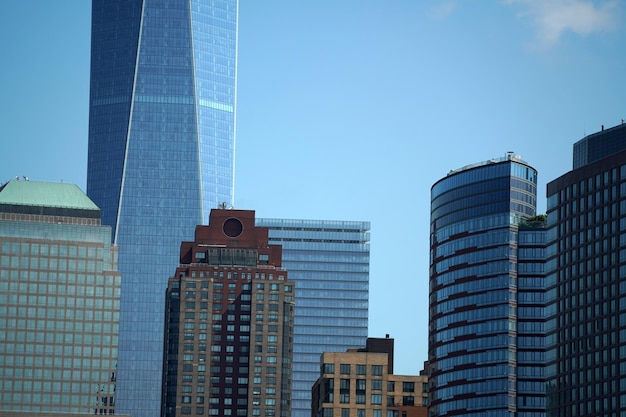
87;1;238;416
428;154;545;417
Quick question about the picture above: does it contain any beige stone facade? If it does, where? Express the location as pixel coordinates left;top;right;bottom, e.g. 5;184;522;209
312;341;427;417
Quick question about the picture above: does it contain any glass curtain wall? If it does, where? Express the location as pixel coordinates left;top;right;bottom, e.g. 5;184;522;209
428;156;539;417
87;2;238;416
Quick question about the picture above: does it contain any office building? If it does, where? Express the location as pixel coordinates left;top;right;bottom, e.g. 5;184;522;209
0;180;121;415
162;209;294;417
516;219;547;416
256;218;370;417
429;154;545;417
87;1;238;415
312;336;428;417
545;123;626;417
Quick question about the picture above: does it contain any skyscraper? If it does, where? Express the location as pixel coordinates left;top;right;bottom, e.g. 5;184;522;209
87;2;238;416
256;218;370;417
0;180;121;415
162;209;294;417
428;154;544;417
545;123;626;417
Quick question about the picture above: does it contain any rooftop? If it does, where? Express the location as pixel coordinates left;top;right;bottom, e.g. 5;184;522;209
448;152;527;176
0;179;99;210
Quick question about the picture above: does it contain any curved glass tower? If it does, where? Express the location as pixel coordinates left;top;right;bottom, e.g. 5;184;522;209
87;1;238;416
428;154;542;417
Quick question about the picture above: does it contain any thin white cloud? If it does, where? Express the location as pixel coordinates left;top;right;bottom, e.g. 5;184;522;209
428;1;457;20
505;0;620;48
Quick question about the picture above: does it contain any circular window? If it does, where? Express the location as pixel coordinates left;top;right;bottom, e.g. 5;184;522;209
223;218;243;237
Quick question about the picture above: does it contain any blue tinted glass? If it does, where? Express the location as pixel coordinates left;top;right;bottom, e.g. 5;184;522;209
429;159;544;416
87;2;238;417
256;218;370;417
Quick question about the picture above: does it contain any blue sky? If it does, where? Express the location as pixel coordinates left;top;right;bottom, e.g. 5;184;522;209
1;0;625;375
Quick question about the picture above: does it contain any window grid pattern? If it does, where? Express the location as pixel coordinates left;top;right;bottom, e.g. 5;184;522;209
87;2;238;417
256;218;370;417
546;156;626;417
0;220;120;414
429;158;541;417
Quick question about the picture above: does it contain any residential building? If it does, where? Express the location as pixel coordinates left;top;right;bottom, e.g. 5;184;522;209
545;122;626;417
87;1;238;415
162;209;294;417
428;153;545;417
311;336;428;417
0;180;121;415
256;218;370;417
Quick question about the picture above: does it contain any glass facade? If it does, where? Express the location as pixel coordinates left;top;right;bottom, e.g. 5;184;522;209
429;155;543;417
256;218;370;417
546;130;626;417
0;182;121;415
87;2;238;416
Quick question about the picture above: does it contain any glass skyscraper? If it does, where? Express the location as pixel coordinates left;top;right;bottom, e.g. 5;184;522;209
545;123;626;417
0;180;120;415
428;154;544;417
87;1;238;416
256;218;370;417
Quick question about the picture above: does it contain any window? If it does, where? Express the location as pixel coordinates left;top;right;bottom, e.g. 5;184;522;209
323;363;335;374
341;409;350;417
340;378;350;403
322;409;333;417
371;394;382;405
340;364;351;374
402;396;414;406
387;396;395;406
402;382;414;392
372;365;383;376
372;380;382;390
356;364;366;375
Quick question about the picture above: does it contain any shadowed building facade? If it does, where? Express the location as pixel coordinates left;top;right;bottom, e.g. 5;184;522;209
428;154;545;417
0;180;121;415
162;209;294;417
87;1;238;416
546;123;626;416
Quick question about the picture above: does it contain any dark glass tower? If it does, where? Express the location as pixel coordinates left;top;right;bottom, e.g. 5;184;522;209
87;2;238;416
429;154;544;417
546;123;626;417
